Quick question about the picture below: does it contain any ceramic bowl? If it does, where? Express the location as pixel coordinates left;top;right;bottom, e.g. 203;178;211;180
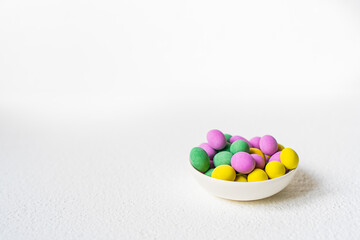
190;163;297;201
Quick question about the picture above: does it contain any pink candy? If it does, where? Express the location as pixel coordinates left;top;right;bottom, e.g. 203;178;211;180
268;151;281;162
230;136;253;148
249;136;261;149
199;143;217;160
265;155;270;163
251;153;265;169
231;152;255;174
207;129;227;150
209;160;215;169
259;135;278;155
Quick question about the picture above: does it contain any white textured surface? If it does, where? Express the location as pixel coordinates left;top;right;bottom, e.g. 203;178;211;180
1;98;360;239
1;0;360;239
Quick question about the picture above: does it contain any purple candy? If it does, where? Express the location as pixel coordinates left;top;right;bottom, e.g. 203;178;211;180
231;152;255;174
207;129;227;150
249;136;261;149
268;151;281;162
259;135;278;155
209;160;215;169
199;143;217;160
251;153;265;169
230;136;253;148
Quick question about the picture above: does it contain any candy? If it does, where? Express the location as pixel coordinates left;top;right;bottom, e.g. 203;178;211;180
211;165;236;181
251;154;265;169
249;136;261;149
265;161;286;179
205;168;215;177
248;169;268;182
224;134;232;143
213;151;233;167
278;144;285;151
191;131;299;183
268;151;281;162
231;152;255;174
199;143;216;160
249;148;265;160
280;148;299;170
207;129;227;150
190;147;210;172
230;140;249;154
230;136;253;148
229;135;243;144
235;174;247;182
259;135;278;155
221;142;231;152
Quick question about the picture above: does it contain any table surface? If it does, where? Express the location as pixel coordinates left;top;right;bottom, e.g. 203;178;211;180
1;96;360;239
1;0;360;239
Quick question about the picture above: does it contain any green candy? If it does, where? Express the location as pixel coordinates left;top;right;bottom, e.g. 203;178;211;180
230;140;249;154
224;134;232;142
190;147;210;172
213;151;233;167
221;142;231;152
205;168;215;177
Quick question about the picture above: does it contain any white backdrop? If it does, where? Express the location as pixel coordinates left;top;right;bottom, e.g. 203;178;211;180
1;0;360;239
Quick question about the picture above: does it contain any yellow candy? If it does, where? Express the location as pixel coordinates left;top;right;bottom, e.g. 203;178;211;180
211;165;236;181
265;161;286;179
235;174;247;182
278;144;285;151
247;169;268;182
249;148;265;160
280;148;299;170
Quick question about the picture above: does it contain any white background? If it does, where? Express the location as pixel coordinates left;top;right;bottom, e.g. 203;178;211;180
1;0;360;239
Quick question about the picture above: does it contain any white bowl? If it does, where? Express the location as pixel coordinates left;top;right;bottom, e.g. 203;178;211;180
190;163;298;201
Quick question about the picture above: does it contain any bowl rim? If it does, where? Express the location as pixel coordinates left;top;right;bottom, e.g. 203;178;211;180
189;160;298;185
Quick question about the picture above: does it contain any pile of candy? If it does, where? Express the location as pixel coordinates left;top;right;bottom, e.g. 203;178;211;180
190;129;299;182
